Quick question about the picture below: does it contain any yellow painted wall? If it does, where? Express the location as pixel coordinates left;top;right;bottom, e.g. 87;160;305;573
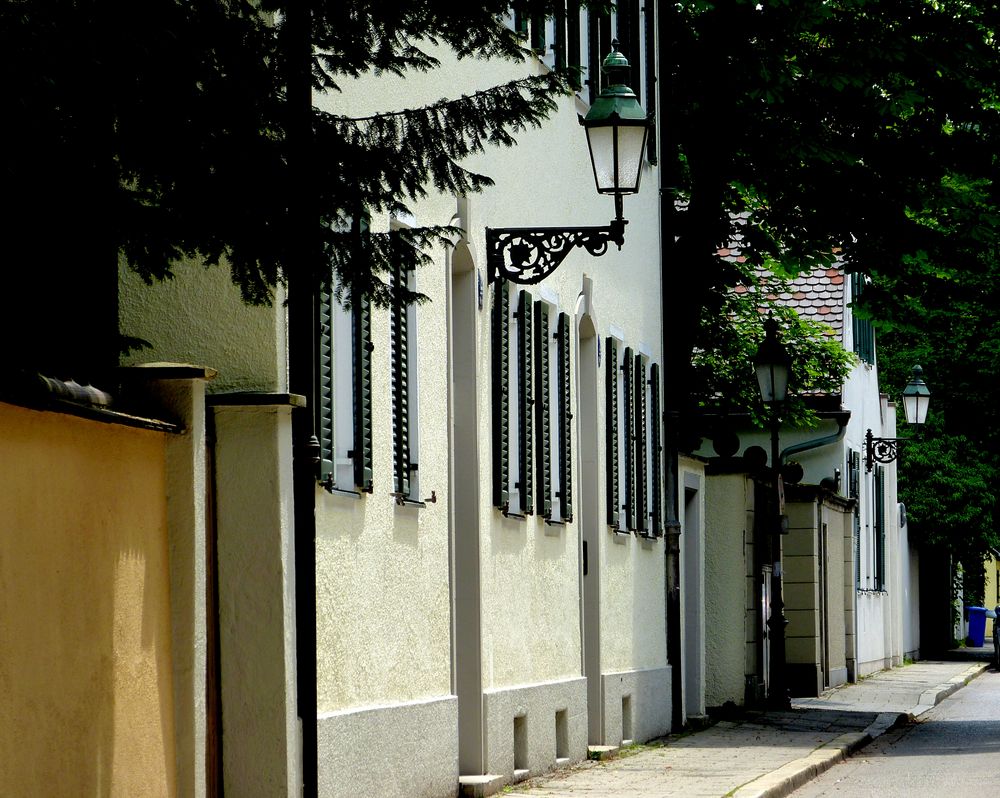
0;402;177;796
985;553;1000;637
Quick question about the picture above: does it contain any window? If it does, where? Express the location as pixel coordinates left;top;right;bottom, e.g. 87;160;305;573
390;259;419;501
317;280;373;493
555;312;573;522
505;1;655;157
605;336;621;529
535;300;554;518
848;449;861;587
873;465;886;590
632;350;648;535
648;362;663;536
606;336;662;536
492;281;534;515
534;301;574;522
851;274;875;365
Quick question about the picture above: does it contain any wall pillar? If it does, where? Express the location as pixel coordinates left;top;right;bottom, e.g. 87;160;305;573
121;363;218;798
210;394;303;797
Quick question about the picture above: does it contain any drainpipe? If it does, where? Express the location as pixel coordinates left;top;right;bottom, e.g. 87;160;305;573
657;1;684;732
780;411;851;465
285;3;319;795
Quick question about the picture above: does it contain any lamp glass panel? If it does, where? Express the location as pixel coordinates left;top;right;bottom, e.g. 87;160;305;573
615;125;647;193
586;126;617;193
903;392;928;425
755;362;789;405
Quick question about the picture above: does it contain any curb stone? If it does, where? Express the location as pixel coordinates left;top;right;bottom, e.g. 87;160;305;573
733;662;989;798
731;732;870;798
912;662;989;717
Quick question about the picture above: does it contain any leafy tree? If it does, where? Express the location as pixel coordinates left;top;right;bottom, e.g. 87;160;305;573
869;226;1000;564
2;0;583;379
690;261;855;428
659;0;1000;434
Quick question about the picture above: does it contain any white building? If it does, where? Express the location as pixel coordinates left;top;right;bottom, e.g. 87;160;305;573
119;5;682;796
698;259;918;707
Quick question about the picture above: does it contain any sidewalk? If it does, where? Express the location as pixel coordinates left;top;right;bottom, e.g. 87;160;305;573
500;658;989;798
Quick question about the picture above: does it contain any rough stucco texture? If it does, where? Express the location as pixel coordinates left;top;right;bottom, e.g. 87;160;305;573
314;246;453;712
119;256;286;394
704;474;750;709
0;402;177;796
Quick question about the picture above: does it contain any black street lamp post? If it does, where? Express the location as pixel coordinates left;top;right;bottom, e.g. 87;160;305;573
486;40;648;285
753;317;792;709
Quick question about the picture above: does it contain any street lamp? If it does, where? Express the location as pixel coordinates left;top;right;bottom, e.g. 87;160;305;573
754;318;791;407
865;365;931;472
486;40;649;284
753;317;791;709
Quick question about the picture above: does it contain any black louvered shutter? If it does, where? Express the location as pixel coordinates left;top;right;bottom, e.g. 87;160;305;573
352;293;374;491
605;337;619;528
492;281;510;509
316;283;335;483
644;0;657;164
518;290;534;515
553;1;567;71
557;313;573;522
622;345;635;531
634;354;648;535
849;450;861;586
649;363;662;537
534;301;552;519
391;264;410;497
617;0;641;90
531;12;546;52
875;466;886;590
567;2;582;91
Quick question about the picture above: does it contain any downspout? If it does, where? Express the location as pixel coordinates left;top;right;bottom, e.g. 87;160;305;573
779;411;851;466
656;0;685;732
285;4;319;795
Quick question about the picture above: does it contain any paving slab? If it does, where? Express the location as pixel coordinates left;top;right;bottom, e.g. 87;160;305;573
500;659;989;798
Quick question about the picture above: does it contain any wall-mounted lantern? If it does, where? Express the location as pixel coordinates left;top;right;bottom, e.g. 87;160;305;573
486;40;649;285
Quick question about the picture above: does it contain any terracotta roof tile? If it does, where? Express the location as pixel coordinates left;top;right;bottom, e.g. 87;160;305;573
717;242;847;339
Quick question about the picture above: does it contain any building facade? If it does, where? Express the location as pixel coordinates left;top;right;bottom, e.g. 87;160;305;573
118;6;679;795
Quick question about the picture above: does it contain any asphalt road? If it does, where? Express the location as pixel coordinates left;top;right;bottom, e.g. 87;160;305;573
790;667;1000;796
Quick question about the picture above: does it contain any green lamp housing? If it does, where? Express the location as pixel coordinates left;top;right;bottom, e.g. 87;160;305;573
581;39;649;198
902;365;931;425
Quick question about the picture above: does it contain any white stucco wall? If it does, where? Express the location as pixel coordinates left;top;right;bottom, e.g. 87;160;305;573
313;235;454;710
119;257;287;394
704;474;751;709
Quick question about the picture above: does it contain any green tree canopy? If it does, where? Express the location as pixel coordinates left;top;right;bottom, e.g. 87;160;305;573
661;0;1000;425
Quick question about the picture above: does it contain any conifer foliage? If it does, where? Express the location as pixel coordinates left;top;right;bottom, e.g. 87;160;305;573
2;0;581;373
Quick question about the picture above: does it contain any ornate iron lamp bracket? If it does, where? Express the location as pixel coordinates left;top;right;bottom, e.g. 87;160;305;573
865;428;903;472
486;218;626;285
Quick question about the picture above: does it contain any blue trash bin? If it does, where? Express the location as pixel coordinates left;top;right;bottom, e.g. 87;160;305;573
967;606;987;647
